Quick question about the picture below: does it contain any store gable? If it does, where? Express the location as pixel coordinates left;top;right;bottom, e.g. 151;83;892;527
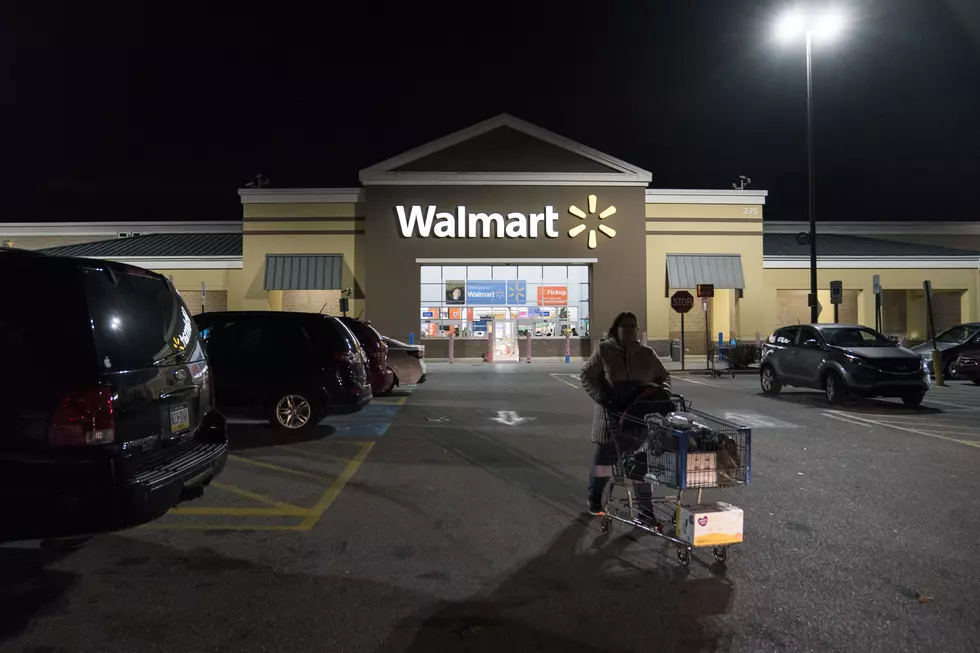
359;114;651;186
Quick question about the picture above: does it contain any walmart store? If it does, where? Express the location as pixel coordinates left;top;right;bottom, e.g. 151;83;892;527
4;114;979;360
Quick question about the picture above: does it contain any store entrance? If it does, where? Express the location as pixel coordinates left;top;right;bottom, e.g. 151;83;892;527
493;320;519;362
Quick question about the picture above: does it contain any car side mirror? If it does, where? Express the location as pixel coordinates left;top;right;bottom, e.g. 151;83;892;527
803;338;820;348
887;335;898;343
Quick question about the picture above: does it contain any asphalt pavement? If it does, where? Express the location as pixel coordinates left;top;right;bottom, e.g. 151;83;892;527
2;363;979;652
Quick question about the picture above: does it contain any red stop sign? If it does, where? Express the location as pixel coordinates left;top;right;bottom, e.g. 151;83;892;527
671;290;695;314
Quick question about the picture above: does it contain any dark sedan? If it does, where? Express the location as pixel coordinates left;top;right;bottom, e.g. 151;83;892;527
760;324;930;407
909;323;980;381
954;349;980;385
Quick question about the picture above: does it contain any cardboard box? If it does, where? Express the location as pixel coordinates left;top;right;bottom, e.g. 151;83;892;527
646;451;718;488
675;503;744;547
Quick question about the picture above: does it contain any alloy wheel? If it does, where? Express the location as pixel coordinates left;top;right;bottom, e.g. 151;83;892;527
275;394;312;429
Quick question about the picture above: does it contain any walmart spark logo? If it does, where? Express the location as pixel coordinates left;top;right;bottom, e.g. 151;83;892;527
568;194;616;249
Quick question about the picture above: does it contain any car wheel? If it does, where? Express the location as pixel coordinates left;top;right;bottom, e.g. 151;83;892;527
824;371;848;406
902;393;925;408
943;359;961;381
760;366;782;395
382;368;397;395
267;391;321;434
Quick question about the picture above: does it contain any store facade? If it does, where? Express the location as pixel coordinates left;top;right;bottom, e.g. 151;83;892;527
7;114;979;359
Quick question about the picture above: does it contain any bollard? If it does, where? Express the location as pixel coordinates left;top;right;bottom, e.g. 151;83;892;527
449;329;455;364
564;331;571;364
486;323;495;363
409;332;415;345
526;330;532;363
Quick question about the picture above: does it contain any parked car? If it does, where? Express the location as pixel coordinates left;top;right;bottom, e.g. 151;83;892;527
338;317;394;395
953;349;980;385
909;323;980;381
0;249;228;543
760;324;930;407
196;311;372;433
382;336;427;389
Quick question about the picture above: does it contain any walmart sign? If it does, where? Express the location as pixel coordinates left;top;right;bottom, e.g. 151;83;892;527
466;280;527;305
396;205;560;239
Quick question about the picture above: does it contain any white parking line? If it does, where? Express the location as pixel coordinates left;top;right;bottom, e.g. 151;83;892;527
921;399;979;410
823;410;980;449
673;376;723;388
549;373;580;389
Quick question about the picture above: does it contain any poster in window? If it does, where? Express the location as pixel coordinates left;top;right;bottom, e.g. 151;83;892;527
445;280;465;305
449;307;462;320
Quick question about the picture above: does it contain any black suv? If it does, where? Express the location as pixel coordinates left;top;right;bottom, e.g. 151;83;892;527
760;324;929;407
0;249;228;543
196;311;372;434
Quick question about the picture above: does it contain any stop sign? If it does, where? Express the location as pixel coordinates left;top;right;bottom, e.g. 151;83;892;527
671;290;695;314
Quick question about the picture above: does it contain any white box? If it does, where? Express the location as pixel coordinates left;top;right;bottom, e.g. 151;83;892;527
675;503;744;547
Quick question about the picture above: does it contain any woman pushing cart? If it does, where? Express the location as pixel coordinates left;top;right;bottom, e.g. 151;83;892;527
581;311;751;566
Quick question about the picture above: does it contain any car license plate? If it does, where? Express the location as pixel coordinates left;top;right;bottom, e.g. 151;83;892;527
170;404;190;433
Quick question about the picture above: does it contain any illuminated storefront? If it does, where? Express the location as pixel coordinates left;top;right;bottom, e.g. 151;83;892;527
7;114;978;360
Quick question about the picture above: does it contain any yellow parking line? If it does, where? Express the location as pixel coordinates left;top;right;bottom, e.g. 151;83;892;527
297;442;374;531
278;446;352;464
209;481;309;511
375;396;408;405
170;506;312;517
228;455;334;482
141;522;307;532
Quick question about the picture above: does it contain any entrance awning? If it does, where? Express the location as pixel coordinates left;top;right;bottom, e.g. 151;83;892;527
264;254;343;290
666;254;745;291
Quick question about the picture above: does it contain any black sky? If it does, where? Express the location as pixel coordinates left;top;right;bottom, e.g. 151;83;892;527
2;1;979;223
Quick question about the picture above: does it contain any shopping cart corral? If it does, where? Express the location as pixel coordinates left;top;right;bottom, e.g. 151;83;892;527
599;384;751;567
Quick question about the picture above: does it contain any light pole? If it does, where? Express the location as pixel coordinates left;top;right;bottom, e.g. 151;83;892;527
775;8;846;323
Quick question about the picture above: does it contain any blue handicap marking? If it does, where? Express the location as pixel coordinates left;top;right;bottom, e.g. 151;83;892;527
321;403;404;438
330;423;391;438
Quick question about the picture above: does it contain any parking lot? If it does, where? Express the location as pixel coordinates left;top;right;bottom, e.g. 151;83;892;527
3;363;980;652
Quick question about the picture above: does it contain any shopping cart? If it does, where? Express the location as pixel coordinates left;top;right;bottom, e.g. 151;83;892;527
599;384;751;566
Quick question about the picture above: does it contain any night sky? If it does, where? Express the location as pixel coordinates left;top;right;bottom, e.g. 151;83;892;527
3;1;979;223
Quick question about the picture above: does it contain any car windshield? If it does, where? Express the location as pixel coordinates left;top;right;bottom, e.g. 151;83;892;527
823;327;894;348
936;325;979;344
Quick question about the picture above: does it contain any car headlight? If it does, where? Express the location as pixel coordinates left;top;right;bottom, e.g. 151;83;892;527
845;354;876;370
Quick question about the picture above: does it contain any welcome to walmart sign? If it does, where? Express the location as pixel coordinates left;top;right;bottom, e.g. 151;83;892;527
467;280;527;305
396;205;560;239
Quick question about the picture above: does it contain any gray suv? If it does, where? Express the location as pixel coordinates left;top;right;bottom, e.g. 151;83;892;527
760;324;930;407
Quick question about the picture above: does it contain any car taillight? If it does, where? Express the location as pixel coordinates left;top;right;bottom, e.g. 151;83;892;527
50;386;116;446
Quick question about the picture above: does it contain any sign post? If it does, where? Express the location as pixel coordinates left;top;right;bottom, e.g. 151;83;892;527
830;280;843;324
923;280;944;386
670;290;695;371
873;274;882;332
201;282;206;314
697;285;715;372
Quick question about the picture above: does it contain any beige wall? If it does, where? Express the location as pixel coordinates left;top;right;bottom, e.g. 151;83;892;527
231;221;362;315
0;235;108;250
768;268;979;339
646;204;765;343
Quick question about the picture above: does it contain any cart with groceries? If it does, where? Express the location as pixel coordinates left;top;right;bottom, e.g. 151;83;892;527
600;383;751;566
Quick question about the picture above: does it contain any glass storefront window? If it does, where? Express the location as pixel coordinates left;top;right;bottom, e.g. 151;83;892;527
419;264;590;338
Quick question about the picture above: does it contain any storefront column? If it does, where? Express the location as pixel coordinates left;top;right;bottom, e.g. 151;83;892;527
857;288;875;328
907;291;928;341
817;289;833;323
714;289;732;342
268;290;283;312
962;288;975;324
